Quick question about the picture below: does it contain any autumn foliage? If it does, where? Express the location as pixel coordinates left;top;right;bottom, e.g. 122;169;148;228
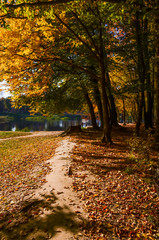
0;0;158;142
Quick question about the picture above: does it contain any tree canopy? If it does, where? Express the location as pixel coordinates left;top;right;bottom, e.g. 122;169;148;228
0;0;159;143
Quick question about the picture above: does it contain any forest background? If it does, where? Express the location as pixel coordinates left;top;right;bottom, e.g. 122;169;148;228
0;0;159;144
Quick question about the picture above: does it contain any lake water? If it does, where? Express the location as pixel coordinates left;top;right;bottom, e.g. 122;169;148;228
0;119;83;132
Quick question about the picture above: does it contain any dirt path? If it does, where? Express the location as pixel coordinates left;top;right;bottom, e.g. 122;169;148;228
25;137;88;240
0;131;63;141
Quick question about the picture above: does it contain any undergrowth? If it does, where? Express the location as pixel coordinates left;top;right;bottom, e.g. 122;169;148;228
128;135;158;184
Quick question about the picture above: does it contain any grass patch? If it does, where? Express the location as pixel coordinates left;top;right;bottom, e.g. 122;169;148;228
0;131;31;139
0;135;60;215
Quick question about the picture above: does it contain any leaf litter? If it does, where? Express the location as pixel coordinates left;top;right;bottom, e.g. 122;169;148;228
0;127;158;240
70;126;159;240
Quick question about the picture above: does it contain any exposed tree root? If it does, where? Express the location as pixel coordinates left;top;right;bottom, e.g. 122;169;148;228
60;125;82;136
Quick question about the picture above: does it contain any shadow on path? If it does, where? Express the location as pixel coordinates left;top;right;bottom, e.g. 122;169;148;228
0;192;86;240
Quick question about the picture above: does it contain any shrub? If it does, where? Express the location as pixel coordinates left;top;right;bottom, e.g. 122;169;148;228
124;167;134;175
129;137;151;162
20;127;30;132
128;136;158;177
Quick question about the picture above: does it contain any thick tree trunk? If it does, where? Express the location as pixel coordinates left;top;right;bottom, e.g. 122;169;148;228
97;11;112;144
84;91;99;130
136;92;145;135
109;94;119;126
106;72;119;126
144;91;153;129
143;18;153;129
135;11;146;136
155;12;159;143
92;78;104;129
99;62;112;143
100;75;112;143
155;50;159;143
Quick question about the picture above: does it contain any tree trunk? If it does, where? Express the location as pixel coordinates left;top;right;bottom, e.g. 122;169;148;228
143;18;153;129
92;78;104;129
135;92;144;136
84;91;99;130
109;94;119;126
99;59;112;142
106;72;119;127
122;98;126;125
97;11;112;144
154;11;159;143
135;11;146;136
100;74;112;143
155;49;159;143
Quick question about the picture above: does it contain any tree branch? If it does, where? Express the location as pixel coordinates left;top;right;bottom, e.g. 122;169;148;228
70;9;100;56
3;0;124;10
54;12;100;62
15;53;100;80
4;0;72;9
